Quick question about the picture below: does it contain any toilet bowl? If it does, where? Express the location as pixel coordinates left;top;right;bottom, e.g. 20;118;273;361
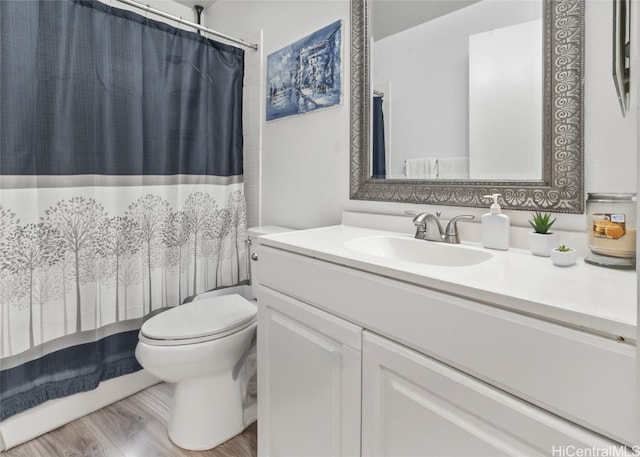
135;225;291;451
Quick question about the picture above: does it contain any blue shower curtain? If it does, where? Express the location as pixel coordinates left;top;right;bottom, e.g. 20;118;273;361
372;95;386;179
0;0;247;420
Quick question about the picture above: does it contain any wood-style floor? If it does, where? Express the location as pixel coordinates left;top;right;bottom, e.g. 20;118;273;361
3;383;257;457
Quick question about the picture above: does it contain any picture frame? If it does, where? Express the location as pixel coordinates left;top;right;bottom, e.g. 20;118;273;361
266;20;342;121
613;0;630;116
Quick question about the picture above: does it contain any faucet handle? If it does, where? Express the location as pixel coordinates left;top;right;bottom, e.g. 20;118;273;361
405;210;424;227
405;210;442;218
444;215;474;243
405;210;427;227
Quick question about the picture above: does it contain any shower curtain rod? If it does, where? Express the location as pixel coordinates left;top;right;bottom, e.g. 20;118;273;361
114;0;258;50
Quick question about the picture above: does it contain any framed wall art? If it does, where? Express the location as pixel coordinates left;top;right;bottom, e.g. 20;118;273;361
266;20;342;121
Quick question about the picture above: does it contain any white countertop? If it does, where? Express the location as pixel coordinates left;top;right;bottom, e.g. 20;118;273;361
258;224;637;341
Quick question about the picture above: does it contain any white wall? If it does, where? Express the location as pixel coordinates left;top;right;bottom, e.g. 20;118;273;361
207;0;351;229
207;0;637;233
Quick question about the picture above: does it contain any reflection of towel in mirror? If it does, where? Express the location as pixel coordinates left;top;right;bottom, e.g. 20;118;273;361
435;157;469;179
405;158;435;178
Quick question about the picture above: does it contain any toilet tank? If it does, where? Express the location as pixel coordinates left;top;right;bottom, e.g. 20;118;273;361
247;226;294;299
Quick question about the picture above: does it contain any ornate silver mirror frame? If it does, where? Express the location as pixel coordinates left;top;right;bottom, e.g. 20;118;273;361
350;0;585;213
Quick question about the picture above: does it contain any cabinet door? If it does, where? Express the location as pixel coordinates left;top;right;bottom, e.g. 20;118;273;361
362;331;616;457
258;286;362;457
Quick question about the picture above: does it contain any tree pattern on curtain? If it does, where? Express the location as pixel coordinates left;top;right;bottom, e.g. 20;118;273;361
0;189;247;357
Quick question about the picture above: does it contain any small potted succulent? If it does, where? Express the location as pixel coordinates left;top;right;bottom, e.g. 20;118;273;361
528;212;559;257
551;244;578;267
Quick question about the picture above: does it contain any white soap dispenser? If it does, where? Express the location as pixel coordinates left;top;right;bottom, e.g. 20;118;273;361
481;194;510;250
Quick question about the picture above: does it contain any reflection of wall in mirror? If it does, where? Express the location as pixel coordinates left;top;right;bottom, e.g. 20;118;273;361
371;0;542;180
468;19;542;180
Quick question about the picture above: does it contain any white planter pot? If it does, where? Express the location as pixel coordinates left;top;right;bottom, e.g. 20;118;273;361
551;248;578;267
528;232;559;257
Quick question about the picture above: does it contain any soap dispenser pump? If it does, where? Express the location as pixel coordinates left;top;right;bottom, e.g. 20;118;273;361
481;193;510;250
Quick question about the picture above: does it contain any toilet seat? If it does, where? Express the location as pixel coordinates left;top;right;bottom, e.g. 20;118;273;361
139;294;257;346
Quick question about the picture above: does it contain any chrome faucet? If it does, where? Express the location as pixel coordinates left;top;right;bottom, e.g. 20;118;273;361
412;212;444;241
406;211;474;244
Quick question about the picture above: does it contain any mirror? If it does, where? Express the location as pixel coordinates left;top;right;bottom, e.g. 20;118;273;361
350;0;585;213
613;0;630;116
371;1;543;181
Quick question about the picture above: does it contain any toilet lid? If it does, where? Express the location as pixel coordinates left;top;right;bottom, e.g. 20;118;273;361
140;294;257;343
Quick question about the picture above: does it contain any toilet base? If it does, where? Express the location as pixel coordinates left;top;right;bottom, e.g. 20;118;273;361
168;374;245;450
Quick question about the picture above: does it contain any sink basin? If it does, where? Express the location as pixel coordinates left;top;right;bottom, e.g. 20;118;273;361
344;235;493;267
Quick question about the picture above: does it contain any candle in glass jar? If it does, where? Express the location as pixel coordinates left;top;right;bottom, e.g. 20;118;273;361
586;194;636;259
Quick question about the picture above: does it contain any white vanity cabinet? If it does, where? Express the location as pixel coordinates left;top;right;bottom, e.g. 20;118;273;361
257;286;362;457
257;232;634;456
362;331;614;457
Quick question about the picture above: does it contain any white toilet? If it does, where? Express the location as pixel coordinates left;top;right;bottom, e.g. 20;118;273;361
135;226;291;451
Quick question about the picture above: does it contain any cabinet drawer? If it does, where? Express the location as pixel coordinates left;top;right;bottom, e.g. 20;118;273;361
259;246;637;445
362;331;618;456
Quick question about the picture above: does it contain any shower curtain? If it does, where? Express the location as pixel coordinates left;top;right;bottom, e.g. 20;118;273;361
372;95;386;179
0;0;247;420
